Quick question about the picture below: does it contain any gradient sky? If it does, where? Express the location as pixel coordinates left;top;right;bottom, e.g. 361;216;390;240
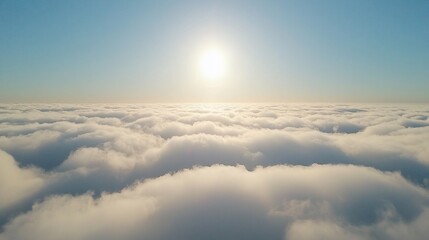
1;0;428;103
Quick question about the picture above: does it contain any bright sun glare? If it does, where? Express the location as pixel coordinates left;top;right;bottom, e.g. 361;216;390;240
199;48;225;80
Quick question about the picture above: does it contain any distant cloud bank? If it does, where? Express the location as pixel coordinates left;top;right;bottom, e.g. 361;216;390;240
1;103;429;239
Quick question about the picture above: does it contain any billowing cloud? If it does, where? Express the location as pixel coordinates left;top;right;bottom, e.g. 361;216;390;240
0;150;45;211
1;165;429;240
0;103;428;239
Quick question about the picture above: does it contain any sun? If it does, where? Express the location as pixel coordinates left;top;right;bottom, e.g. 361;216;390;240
199;48;226;80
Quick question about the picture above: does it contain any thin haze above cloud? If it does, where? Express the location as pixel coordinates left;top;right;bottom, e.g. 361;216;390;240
1;103;429;239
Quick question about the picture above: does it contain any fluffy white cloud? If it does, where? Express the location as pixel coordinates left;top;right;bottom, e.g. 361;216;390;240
1;165;428;240
0;151;45;210
0;103;428;239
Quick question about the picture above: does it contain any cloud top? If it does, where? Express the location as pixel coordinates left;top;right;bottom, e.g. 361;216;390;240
0;103;428;239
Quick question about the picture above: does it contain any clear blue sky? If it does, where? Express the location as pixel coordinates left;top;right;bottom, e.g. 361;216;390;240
1;0;428;103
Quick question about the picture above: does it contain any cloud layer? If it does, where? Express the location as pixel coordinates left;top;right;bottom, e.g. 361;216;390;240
1;103;428;239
